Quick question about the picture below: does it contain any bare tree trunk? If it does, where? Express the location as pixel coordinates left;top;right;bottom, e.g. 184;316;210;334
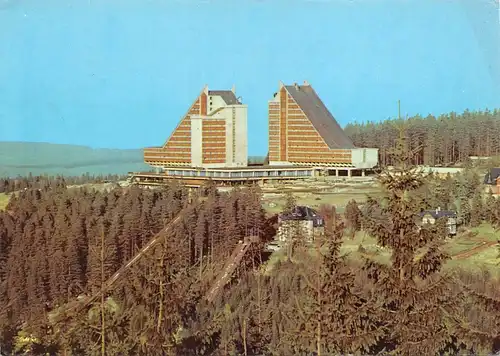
399;228;405;282
67;265;71;303
210;222;214;266
100;228;106;356
242;319;248;356
316;237;322;356
257;272;262;334
199;244;203;280
157;249;165;333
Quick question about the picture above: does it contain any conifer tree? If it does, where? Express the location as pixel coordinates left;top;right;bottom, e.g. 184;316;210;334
284;208;382;355
459;195;471;226
344;199;361;238
283;192;297;214
470;189;484;227
86;218;118;292
484;188;496;224
362;122;461;355
493;197;500;226
431;177;453;209
463;169;482;199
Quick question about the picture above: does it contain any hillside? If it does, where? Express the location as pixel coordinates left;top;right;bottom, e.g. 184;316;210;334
0;142;150;177
0;142;268;177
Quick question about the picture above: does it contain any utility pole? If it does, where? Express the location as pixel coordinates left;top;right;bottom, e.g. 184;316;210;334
398;99;401;120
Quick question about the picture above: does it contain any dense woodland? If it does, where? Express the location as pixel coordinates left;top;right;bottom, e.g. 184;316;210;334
2;120;500;354
0;174;127;194
345;108;500;167
0;176;270;354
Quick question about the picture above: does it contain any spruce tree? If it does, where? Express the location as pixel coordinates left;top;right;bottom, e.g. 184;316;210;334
493;197;500;226
432;178;453;210
283;192;297;214
344;199;361;238
362;123;461;355
459;195;471;226
284;209;382;355
484;188;496;224
470;189;484;227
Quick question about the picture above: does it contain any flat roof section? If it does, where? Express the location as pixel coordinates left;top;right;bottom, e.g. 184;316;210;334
157;165;317;171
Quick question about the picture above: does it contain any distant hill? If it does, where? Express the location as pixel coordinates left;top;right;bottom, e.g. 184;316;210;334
0;142;150;177
0;142;268;177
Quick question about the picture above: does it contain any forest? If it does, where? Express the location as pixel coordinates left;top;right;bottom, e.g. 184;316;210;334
345;108;500;167
1;118;500;355
0;174;127;194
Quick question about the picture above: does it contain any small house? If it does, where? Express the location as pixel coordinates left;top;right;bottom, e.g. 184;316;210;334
483;168;500;195
419;207;457;235
277;206;325;242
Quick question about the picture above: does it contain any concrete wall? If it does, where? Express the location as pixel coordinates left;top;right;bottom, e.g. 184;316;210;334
190;93;248;169
225;111;234;167
194;105;248;169
422;215;457;235
422;215;436;225
269;160;292;166
190;116;203;167
277;220;314;242
208;95;226;114
277;220;325;242
351;148;379;169
233;105;248;167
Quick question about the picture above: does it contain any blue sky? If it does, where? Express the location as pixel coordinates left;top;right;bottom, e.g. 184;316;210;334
0;0;499;155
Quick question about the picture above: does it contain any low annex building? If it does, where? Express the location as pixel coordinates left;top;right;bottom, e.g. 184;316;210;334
144;85;248;169
268;81;378;171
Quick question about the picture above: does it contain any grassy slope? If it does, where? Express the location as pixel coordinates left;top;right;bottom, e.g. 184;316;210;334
262;183;383;214
339;224;500;273
0;193;9;210
443;224;500;273
263;181;499;273
265;224;500;276
0;142;150;177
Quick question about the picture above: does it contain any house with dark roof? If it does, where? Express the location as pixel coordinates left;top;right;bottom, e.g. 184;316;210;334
483;168;500;194
267;81;379;174
143;85;248;169
419;207;457;235
277;205;325;242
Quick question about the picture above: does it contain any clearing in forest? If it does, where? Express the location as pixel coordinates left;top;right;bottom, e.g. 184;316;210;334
340;224;500;273
0;193;9;211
